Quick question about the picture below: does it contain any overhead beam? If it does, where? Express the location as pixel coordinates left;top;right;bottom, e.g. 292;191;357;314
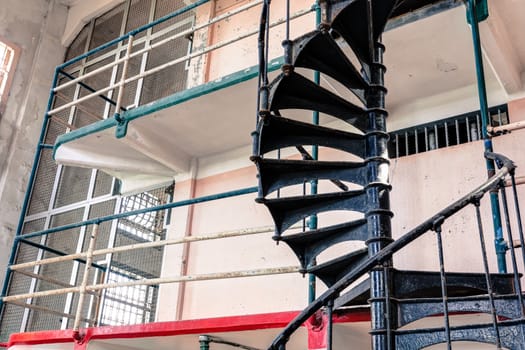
478;1;523;94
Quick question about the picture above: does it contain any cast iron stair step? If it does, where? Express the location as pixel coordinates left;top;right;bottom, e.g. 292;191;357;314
253;158;366;197
269;72;368;132
256;190;367;235
394;319;525;350
334;277;371;308
330;0;399;70
396;294;525;328
307;248;369;287
291;30;368;103
255;115;365;158
279;218;367;270
392;270;517;299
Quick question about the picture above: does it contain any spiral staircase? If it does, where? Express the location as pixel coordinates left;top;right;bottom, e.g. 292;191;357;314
252;0;525;349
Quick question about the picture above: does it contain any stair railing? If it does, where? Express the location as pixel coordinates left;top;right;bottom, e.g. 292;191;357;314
268;151;524;350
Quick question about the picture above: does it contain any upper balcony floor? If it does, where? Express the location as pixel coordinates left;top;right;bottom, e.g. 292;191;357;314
48;0;525;191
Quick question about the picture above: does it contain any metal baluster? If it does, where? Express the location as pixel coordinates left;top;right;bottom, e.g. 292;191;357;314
455;119;460;145
500;185;525;316
286;0;290;41
444;122;449;147
383;265;392;350
434;124;439;149
466;117;471;142
414;129;419;154
434;220;451;350
404;131;409;156
425;127;429;151
476;113;481;140
326;299;334;350
498;109;503;127
474;202;501;348
510;172;525;274
395;134;399;158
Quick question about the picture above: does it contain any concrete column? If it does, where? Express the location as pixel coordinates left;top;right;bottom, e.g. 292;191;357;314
0;0;68;286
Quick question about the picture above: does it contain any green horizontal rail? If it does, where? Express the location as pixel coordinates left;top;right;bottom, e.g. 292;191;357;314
17;186;258;241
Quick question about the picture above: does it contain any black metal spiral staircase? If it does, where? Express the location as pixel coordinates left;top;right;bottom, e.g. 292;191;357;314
252;0;525;349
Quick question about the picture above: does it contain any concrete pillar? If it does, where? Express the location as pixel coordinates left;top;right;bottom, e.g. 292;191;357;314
0;0;68;286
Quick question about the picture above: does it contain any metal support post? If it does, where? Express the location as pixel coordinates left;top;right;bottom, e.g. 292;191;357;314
366;2;394;349
73;224;99;338
466;0;507;273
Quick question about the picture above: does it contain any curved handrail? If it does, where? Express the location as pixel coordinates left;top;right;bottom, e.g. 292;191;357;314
269;152;516;349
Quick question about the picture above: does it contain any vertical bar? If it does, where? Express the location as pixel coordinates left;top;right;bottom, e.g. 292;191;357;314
498;109;502;126
444;122;449;147
73;224;100;334
510;173;525;271
476;113;481;140
367;1;394;348
414;130;419;154
466;117;471;142
500;186;524;315
474;203;501;348
424;127;428;151
395;134;399;159
404;131;408;156
285;0;290;41
467;0;507;273
434;224;451;350
434;124;439;149
114;34;134;122
455;119;460;145
326;300;334;350
308;0;322;304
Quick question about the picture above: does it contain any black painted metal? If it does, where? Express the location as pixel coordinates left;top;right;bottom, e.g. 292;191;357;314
280;219;367;271
269;72;368;131
254;0;525;348
292;30;368;103
254;115;365;158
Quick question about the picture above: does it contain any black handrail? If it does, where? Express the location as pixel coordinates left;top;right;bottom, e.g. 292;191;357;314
269;152;516;349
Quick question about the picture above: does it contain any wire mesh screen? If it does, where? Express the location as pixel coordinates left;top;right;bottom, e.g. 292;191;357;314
53;166;92;209
26;149;58;216
99;185;170;325
0;230;44;342
93;171;115;198
65;24;90;67
140;0;193;104
88;4;125;60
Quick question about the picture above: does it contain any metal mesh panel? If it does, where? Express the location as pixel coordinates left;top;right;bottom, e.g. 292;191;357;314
53;166;92;209
27;207;83;333
46;75;78;144
78;56;116;120
99;186;170;326
88;4;125;60
140;0;192;104
126;0;153;37
66;24;90;62
0;240;42;341
47;208;85;254
87;199;117;251
27;149;57;215
93;170;115;197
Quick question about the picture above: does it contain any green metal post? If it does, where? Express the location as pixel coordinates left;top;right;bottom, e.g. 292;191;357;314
307;0;322;304
466;0;507;273
199;336;210;350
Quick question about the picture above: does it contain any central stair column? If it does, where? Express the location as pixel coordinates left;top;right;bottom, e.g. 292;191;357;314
366;35;394;350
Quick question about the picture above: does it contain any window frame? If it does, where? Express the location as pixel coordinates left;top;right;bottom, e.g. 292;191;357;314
0;36;20;117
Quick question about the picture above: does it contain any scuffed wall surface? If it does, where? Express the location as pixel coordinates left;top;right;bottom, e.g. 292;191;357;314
0;0;67;287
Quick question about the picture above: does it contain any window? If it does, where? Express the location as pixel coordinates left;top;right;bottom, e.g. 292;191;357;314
388;105;509;159
0;38;19;116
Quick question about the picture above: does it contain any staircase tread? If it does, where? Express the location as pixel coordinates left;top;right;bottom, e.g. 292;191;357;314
269;72;368;132
334;277;371;308
257;189;365;205
256;115;366;158
292;30;368;102
308;248;368;274
280;218;367;244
